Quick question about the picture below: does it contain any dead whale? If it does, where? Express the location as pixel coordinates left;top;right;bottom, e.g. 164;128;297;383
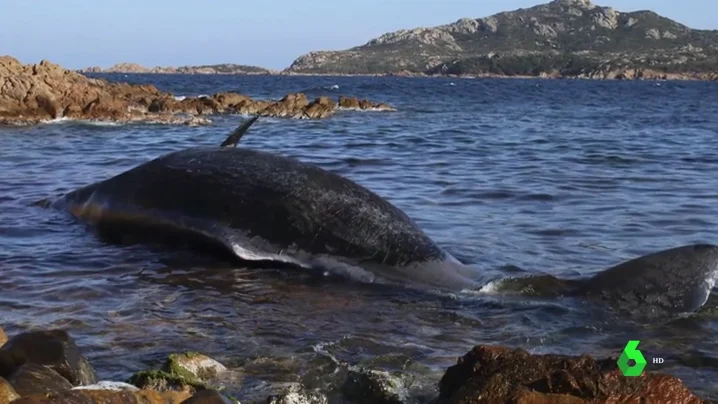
50;118;718;317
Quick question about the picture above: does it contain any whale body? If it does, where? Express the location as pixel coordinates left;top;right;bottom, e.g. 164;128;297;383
54;145;480;291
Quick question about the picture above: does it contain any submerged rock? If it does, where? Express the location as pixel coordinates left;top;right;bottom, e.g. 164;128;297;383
0;377;19;403
7;363;73;396
435;344;706;403
12;389;191;403
341;367;407;404
0;329;96;386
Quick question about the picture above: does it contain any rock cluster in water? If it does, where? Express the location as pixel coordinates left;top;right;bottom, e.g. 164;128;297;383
0;324;709;403
0;56;396;126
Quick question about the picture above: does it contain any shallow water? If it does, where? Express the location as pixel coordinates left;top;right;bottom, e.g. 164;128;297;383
2;73;718;400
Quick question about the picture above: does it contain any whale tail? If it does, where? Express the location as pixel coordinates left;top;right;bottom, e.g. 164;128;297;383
220;115;259;148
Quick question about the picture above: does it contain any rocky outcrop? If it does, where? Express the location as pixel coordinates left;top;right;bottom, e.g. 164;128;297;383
436;345;706;403
81;62;276;75
0;322;710;403
0;56;396;126
285;0;718;80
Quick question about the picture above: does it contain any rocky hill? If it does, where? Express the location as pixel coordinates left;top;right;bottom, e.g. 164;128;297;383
82;62;276;75
285;0;718;79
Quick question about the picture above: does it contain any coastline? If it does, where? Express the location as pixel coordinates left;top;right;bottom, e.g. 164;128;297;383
83;69;718;82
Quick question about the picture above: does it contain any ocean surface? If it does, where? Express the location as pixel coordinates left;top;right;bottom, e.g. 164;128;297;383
2;73;718;401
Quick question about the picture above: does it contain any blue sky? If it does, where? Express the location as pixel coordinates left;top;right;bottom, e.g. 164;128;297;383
1;0;715;70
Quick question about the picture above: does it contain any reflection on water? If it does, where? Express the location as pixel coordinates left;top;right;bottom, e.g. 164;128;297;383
2;74;718;399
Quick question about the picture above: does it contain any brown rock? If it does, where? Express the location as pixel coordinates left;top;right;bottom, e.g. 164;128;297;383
8;363;73;396
303;96;336;119
12;389;191;403
0;326;6;348
0;56;395;124
436;345;706;404
0;377;20;404
338;95;396;111
1;329;97;385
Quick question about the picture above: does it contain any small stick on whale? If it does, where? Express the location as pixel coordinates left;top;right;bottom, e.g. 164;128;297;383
220;115;260;148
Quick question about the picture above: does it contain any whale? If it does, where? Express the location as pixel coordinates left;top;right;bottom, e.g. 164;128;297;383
49;118;718;317
51;117;481;291
490;244;718;317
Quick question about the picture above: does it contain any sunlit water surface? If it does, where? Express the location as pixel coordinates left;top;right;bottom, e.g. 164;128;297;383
2;73;718;401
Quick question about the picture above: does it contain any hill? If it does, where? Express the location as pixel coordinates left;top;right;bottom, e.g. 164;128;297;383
81;62;276;75
285;0;718;79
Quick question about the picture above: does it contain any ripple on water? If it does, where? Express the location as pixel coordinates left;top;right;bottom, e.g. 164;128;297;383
2;76;718;400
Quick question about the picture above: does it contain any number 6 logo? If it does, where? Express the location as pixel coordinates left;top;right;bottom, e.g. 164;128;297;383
617;340;647;376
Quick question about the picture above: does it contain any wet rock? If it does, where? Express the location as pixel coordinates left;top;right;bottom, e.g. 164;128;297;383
72;381;140;391
0;329;96;385
127;352;226;395
128;369;207;395
266;383;328;404
0;327;6;348
341;367;407;404
338;96;397;111
12;389;191;403
8;363;73;396
181;389;237;403
303;96;336;119
0;377;20;403
166;352;227;381
435;344;706;403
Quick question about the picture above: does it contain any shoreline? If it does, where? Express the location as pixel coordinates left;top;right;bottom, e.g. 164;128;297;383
82;69;718;82
0;56;396;127
0;324;710;403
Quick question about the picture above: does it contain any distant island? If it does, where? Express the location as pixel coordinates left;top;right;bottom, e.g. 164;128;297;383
284;0;718;80
80;0;718;81
80;62;277;75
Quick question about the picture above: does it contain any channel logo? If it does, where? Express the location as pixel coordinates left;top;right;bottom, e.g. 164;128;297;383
617;340;648;376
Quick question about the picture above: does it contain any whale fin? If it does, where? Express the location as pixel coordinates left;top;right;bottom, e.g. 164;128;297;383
220;116;259;148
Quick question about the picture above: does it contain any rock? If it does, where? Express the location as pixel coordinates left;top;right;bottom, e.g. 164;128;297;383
338;96;396;112
181;389;237;403
7;363;73;396
0;327;6;348
72;381;140;391
303;96;336;119
435;344;706;403
266;383;328;404
12;389;191;403
341;368;407;404
1;56;395;125
0;377;19;403
166;352;227;381
0;329;96;385
128;369;207;395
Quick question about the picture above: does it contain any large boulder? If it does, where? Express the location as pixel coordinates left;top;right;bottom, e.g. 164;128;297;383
435;345;706;403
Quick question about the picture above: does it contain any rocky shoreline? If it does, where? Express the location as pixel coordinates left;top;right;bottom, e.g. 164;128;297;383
0;324;709;403
0;56;395;127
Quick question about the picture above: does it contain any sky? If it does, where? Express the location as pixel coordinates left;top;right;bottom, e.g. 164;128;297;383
1;0;716;70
